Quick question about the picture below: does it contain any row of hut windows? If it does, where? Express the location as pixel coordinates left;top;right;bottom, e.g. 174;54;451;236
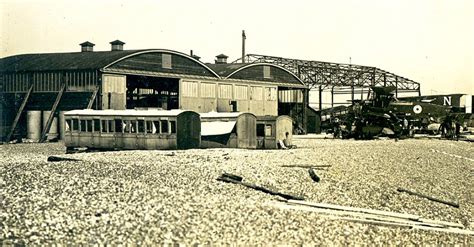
182;81;277;101
2;72;98;92
65;118;177;134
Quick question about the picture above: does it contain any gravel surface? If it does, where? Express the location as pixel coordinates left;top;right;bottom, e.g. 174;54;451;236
1;138;473;245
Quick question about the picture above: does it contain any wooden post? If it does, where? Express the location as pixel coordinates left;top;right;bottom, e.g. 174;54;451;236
39;83;66;143
6;83;34;142
395;77;399;98
318;85;322;111
331;86;334;108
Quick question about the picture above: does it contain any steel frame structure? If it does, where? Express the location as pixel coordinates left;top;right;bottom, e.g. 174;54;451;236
240;54;421;110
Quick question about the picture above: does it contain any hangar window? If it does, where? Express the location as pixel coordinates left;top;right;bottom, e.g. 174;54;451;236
219;84;233;99
162;54;172;69
235;85;248;100
201;82;216;98
182;80;199;97
263;66;271;79
265;87;277;101
250;86;263;101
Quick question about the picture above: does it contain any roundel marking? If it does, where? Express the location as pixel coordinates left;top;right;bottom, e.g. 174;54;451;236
413;105;423;114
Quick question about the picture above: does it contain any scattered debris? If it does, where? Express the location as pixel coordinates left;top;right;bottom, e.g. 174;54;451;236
308;168;320;182
397;187;460;208
270;199;472;235
280;164;331;168
47;156;81;162
217;173;304;201
221;172;243;182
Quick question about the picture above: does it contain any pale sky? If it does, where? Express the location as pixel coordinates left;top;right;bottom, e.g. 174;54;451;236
1;0;473;96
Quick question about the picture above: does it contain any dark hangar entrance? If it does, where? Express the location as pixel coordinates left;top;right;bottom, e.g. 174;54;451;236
125;75;179;110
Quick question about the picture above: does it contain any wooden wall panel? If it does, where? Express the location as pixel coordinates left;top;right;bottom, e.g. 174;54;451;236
102;74;126;109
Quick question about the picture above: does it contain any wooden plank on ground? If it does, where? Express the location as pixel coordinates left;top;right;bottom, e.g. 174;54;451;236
281;164;331;168
270;201;443;228
269;201;474;235
417;218;464;229
286;199;420;220
397;187;460;208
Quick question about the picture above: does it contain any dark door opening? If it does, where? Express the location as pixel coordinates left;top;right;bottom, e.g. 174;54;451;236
126;75;179;110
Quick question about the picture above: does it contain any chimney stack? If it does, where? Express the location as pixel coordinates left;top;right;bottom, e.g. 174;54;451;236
110;40;125;51
190;50;201;60
215;54;228;64
80;41;95;52
242;30;246;63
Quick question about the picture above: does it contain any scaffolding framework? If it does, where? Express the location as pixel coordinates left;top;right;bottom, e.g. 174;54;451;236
240;54;421;110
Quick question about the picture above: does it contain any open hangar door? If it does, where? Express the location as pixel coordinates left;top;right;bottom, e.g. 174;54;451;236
125;75;179;110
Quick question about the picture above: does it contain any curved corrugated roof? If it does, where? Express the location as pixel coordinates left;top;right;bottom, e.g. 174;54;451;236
207;62;305;86
0;50;145;73
0;49;220;78
207;63;249;77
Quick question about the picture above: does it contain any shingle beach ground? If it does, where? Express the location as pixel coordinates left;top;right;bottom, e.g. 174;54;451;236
1;138;472;245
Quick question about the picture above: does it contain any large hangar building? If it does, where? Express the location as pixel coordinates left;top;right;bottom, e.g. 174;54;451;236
0;41;308;142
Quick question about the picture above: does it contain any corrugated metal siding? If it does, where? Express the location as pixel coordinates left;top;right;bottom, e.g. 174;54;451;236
2;71;99;92
279;90;303;103
182;80;199;97
235;85;248;100
200;82;216;98
218;84;233;99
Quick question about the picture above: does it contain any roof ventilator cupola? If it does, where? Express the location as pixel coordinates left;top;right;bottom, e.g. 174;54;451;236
80;41;95;52
110;40;125;51
215;54;228;64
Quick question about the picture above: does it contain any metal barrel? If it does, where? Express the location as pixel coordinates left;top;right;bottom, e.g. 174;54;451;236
27;111;42;141
58;111;66;140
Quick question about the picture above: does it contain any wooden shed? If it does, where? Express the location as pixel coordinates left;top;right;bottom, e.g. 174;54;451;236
200;112;257;149
256;115;293;149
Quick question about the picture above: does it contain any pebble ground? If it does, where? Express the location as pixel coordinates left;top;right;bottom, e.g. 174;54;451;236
1;138;472;245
